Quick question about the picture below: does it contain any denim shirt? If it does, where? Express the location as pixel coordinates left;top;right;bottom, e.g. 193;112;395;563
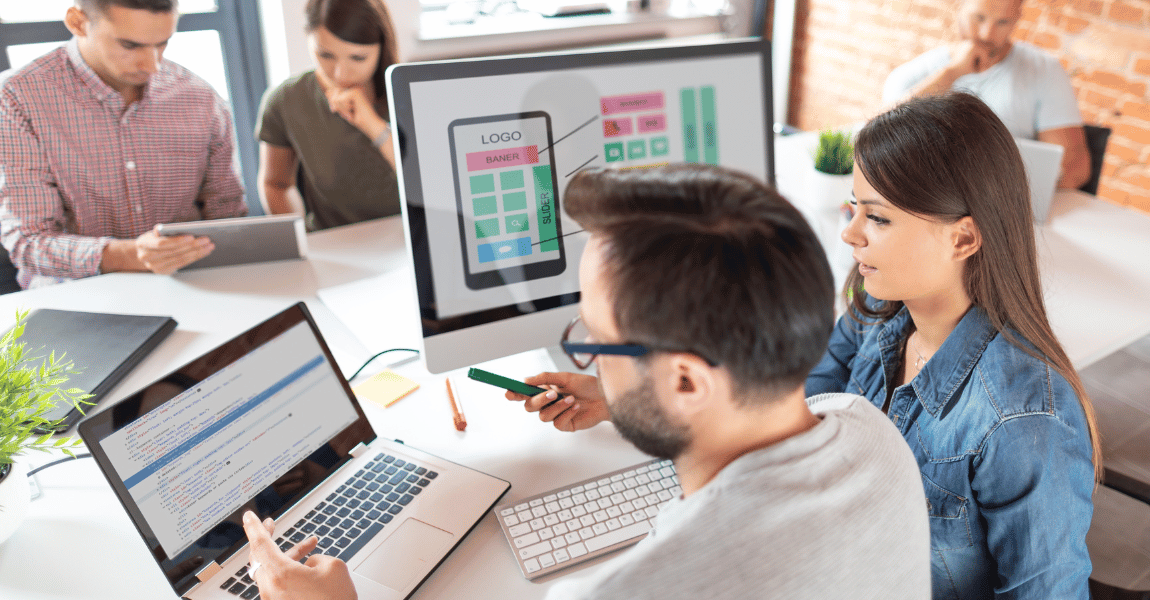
806;304;1093;600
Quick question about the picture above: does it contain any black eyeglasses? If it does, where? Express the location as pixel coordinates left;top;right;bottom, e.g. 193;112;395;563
559;315;718;370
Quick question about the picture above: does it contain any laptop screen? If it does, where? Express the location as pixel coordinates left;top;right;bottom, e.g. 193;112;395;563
80;303;376;595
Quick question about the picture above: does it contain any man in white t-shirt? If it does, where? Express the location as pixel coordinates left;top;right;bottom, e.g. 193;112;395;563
883;0;1090;189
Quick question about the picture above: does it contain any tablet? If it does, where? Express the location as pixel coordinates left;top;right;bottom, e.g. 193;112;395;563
156;215;307;270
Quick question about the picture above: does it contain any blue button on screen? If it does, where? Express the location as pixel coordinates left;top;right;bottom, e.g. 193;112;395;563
477;237;533;263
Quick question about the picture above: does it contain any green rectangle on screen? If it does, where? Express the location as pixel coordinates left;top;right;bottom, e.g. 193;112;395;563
475;218;500;238
701;86;718;165
680;88;699;163
503;191;528;212
505;214;530;233
472;195;497;216
533;165;559;252
500;170;525;190
470;174;495;194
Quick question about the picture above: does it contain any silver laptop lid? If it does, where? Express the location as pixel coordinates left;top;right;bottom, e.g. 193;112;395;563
79;303;377;597
1015;137;1064;223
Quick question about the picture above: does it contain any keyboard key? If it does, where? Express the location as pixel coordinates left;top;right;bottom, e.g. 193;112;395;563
241;586;260;599
403;463;416;471
355;492;369;501
371;462;387;473
335;537;352;548
363;472;376;482
606;518;621;531
382;455;395;463
380;513;394;523
317;537;334;548
554;548;570;563
367;510;382;520
386;492;400;503
388;504;403;515
410;487;422;495
523;558;541;574
313;515;327;525
361;502;375;512
529;518;544;530
514;532;541;548
393;460;406;468
538;527;554;540
370;492;384;502
419;478;430;486
416;467;427;475
592;523;608;535
544;501;560;513
301;523;316;534
543;514;560;526
538;553;556;568
352;480;367;489
316;526;330;537
406;473;419;482
385;466;398;475
290;532;306;543
331;528;346;539
396;483;410;494
322;504;338;515
229;581;247;595
551;536;568;549
585;521;652;552
531;506;547;518
336;523;385;562
337;507;351;518
367;482;380;492
388;473;406;485
341;518;356;529
350;510;365;520
332;497;347;507
220;577;237;590
358;518;372;530
553;523;568;536
565;532;581;544
508;523;531;537
325;546;341;557
518;541;552;560
348;527;362;538
426;471;438;479
568;542;588;558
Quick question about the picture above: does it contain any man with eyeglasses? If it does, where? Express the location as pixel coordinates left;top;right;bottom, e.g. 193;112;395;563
240;164;930;599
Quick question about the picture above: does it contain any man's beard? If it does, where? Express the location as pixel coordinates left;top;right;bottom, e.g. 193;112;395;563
607;375;691;460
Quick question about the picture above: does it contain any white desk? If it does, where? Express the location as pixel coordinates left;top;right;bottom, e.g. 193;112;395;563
3;135;1150;597
0;219;649;600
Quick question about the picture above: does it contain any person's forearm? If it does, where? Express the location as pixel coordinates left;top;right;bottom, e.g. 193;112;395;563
260;183;296;215
1057;152;1092;190
100;239;146;273
904;66;963;101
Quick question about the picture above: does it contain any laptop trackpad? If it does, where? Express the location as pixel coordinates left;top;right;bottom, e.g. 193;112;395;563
354;519;455;591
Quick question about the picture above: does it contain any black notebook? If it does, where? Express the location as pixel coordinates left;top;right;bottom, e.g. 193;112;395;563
12;309;177;432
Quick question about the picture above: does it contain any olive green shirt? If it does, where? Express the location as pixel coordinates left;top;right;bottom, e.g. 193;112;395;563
256;71;400;231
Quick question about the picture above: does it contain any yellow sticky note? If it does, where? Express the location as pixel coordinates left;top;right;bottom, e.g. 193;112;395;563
353;369;420;408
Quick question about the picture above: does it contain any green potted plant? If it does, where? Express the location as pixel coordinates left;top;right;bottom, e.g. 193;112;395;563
0;311;89;546
810;129;855;210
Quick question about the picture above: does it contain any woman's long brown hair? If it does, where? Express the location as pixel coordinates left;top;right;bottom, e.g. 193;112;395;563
305;0;399;120
846;91;1102;482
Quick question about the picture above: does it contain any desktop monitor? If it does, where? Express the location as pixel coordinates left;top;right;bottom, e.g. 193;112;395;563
388;38;774;373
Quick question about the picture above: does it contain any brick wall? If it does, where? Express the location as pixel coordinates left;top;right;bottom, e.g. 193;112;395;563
787;0;1150;212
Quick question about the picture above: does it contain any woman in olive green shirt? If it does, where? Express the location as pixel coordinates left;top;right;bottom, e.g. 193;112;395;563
256;0;401;231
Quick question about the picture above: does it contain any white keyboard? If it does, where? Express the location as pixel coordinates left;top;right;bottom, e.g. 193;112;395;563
495;458;679;579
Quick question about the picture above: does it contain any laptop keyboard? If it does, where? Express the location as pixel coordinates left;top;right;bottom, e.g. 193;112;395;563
219;451;438;598
495;458;679;580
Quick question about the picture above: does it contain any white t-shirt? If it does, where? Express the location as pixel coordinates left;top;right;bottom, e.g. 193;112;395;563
882;41;1082;139
544;394;931;600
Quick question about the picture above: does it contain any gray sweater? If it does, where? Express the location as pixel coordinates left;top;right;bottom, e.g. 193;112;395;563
545;393;931;600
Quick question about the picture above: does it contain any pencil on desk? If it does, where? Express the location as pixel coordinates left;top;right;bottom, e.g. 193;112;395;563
446;377;467;431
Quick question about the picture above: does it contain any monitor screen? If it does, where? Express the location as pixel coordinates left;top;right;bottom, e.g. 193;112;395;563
389;38;774;372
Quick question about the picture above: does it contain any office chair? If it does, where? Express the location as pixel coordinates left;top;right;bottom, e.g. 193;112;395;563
1080;124;1111;196
0;247;20;295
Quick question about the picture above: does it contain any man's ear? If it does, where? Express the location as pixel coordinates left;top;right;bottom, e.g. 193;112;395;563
950;216;981;262
660;354;715;418
65;6;90;38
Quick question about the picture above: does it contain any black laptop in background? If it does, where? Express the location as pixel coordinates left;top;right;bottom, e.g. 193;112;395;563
9;309;177;432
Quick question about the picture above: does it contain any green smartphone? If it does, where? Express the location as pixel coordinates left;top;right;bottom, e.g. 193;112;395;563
467;367;546;397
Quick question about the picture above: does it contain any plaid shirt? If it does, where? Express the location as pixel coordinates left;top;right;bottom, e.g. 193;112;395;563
0;39;246;288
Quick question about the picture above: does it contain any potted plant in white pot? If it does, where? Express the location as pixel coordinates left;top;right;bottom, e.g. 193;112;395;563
0;312;89;546
809;129;855;210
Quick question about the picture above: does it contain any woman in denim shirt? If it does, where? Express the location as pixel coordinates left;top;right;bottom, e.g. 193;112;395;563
806;92;1100;599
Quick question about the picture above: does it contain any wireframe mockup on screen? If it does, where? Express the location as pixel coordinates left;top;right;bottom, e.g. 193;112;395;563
388;38;774;372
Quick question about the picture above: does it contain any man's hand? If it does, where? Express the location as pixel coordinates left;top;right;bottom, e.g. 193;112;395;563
949;40;995;75
242;511;357;600
505;372;610;432
136;227;214;274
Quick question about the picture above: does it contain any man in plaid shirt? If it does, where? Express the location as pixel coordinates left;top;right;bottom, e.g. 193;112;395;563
0;0;247;289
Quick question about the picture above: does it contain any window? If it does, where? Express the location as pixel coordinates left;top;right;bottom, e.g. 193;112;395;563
0;0;268;215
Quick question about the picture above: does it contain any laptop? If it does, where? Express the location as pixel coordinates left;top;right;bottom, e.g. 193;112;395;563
79;303;510;600
1015;137;1064;223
